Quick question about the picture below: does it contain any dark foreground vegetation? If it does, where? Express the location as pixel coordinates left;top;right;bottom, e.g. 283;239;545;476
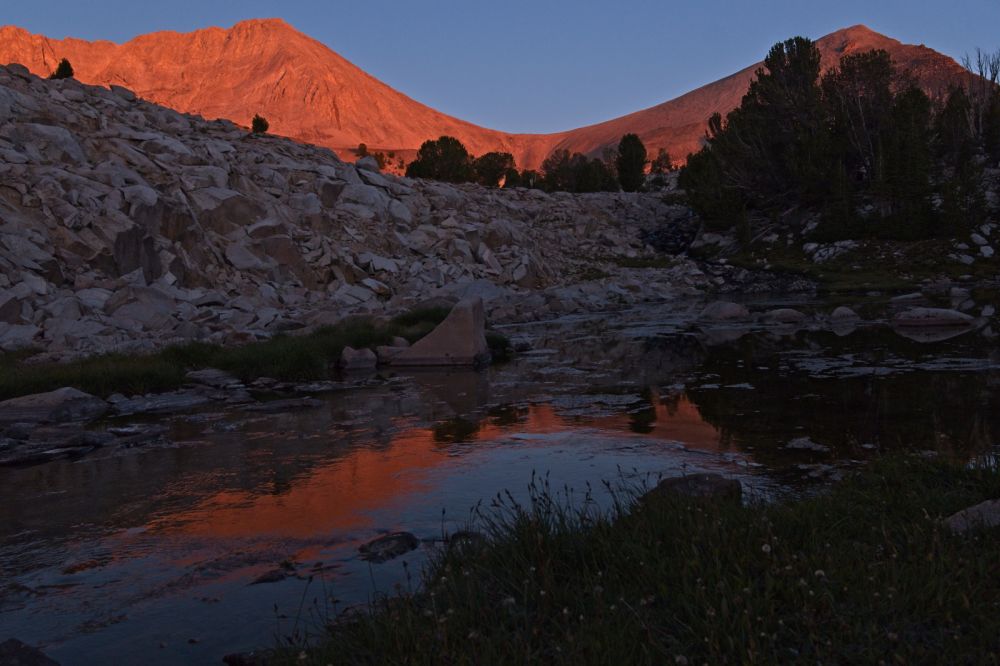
0;308;510;400
272;457;1000;664
681;37;1000;241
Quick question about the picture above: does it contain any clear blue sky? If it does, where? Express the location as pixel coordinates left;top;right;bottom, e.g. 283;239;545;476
5;0;999;133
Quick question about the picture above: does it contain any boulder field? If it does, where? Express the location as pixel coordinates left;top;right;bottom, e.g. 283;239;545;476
0;63;713;361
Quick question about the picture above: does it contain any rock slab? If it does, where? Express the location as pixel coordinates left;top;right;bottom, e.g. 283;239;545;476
893;308;974;328
0;387;107;424
391;297;489;366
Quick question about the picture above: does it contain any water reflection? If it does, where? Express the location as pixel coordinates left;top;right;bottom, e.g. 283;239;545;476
2;301;1000;663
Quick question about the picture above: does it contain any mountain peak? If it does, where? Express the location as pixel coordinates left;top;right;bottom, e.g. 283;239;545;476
227;18;297;34
0;22;968;169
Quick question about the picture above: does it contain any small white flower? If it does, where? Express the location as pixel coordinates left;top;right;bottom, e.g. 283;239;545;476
761;543;772;554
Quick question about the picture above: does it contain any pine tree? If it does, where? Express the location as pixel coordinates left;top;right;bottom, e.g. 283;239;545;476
616;134;647;192
251;114;270;134
49;58;74;80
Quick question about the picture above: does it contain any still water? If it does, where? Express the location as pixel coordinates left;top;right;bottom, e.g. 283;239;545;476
3;300;999;664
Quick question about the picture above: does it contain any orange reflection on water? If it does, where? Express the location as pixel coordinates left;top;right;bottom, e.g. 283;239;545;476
591;392;723;450
145;396;718;540
152;427;449;539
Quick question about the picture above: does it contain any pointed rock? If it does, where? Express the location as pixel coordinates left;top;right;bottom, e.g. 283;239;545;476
390;297;489;366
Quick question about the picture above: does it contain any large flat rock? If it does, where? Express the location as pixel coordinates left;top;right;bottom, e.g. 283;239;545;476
892;307;975;328
0;387;108;424
391;297;490;366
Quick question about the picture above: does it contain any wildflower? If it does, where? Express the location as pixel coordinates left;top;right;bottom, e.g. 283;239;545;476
502;597;516;607
563;607;570;616
814;570;826;578
467;631;479;640
761;543;772;554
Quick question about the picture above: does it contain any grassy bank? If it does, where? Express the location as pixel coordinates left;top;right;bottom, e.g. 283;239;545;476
281;457;1000;664
0;308;511;401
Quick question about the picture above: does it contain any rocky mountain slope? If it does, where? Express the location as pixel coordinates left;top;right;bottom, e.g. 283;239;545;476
0;22;968;169
0;63;709;359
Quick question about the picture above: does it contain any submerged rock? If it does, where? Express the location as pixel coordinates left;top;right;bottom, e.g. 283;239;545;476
359;531;420;563
0;638;60;666
641;473;742;504
0;387;108;425
391;297;490;366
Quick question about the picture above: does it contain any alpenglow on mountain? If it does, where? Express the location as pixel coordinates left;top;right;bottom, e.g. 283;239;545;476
0;19;968;168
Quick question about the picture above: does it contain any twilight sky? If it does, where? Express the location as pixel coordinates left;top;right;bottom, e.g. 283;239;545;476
4;0;999;133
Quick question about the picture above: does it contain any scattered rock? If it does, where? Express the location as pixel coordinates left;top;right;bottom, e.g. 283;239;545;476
359;531;420;563
0;63;713;360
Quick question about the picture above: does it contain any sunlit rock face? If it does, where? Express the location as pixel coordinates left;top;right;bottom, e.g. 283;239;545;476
0;21;968;170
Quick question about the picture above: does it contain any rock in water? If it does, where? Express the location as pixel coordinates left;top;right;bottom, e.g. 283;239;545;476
339;346;378;371
0;387;108;425
830;306;860;321
892;308;974;328
359;532;419;563
641;473;743;505
0;639;60;666
763;308;807;324
391;297;490;366
699;301;750;321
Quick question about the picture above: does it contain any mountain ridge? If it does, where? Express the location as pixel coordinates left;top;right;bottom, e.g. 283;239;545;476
0;20;968;169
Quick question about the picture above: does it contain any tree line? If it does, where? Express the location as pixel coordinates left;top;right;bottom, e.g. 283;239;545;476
679;37;1000;241
404;134;674;193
